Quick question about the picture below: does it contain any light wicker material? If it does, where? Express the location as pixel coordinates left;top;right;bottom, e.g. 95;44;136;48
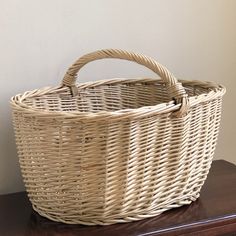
11;49;226;225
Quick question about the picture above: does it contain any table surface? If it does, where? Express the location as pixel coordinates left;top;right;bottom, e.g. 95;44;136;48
0;160;236;236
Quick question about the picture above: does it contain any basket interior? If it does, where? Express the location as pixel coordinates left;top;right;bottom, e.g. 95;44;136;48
22;81;212;113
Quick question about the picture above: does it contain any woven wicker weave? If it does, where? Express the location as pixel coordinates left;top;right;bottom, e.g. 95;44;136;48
11;49;226;225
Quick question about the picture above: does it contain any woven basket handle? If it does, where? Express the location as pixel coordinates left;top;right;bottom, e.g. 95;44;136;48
62;49;189;117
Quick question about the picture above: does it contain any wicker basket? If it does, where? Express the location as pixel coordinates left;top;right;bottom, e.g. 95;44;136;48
11;49;226;225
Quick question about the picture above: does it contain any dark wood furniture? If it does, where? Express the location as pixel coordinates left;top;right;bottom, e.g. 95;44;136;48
0;160;236;236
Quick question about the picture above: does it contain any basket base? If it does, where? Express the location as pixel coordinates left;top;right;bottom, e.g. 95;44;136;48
31;194;199;225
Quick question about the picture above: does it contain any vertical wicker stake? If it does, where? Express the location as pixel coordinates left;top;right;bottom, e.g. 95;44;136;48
11;49;225;225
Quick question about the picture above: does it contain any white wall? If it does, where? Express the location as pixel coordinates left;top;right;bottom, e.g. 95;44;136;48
0;0;235;194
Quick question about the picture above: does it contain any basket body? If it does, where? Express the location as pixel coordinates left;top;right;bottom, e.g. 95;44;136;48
11;80;225;225
11;49;225;225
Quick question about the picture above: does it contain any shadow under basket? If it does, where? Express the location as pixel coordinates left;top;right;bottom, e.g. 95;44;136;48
11;49;226;225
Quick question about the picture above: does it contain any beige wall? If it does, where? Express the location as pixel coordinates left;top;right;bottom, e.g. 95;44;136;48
0;0;235;194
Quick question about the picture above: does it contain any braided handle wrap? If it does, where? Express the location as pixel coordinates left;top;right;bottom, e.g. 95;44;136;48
62;49;189;117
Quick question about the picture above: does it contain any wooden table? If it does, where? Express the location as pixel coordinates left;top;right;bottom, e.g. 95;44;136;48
0;160;236;236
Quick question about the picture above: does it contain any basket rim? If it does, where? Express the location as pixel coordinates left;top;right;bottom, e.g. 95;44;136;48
11;78;226;121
